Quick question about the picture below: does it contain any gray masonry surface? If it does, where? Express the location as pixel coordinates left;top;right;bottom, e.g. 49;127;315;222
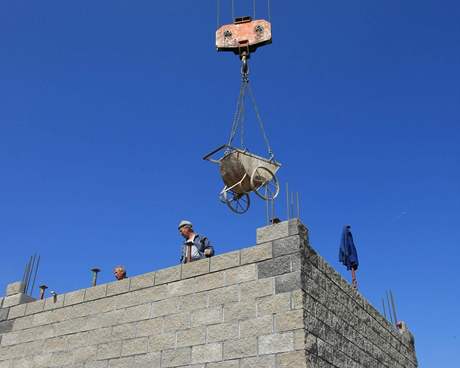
0;219;417;368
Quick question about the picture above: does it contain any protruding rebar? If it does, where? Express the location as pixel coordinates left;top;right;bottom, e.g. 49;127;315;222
286;182;289;221
50;291;57;303
39;284;48;300
91;268;101;287
390;290;398;325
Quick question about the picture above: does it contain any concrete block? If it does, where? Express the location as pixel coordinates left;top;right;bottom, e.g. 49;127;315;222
2;293;35;308
64;289;86;306
257;255;291;279
112;322;137;340
277;351;308;368
151;298;179;317
210;251;240;272
179;291;208;311
208;285;239;306
191;306;223;327
121;337;149;356
240;243;272;265
224;301;256;322
239;315;273;338
84;284;107;301
223;337;257;359
6;281;25;296
240;279;274;301
182;258;210;279
97;341;122;360
136;318;163;337
240;355;276;368
256;219;306;244
225;264;256;285
121;304;151;324
43;293;64;310
258;332;294;354
272;236;302;258
207;361;239;368
7;304;26;319
191;343;222;364
275;271;302;294
133;352;161;368
73;345;98;363
257;293;291;316
155;265;181;285
148;332;176;352
0;307;9;322
49;351;74;367
206;322;239;342
129;272;155;291
161;347;191;367
109;357;134;368
275;310;304;332
163;312;191;332
176;326;206;347
107;278;130;297
43;336;68;353
23;299;44;315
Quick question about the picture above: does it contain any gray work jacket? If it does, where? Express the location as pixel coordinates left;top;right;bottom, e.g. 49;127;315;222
180;234;214;264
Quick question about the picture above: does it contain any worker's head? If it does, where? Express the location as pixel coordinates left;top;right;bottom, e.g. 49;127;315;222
113;266;127;280
178;220;194;239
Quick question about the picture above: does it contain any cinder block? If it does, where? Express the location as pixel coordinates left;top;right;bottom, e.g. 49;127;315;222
191;343;222;364
275;271;302;294
64;290;86;306
210;251;240;272
258;332;294;354
84;284;107;301
97;341;122;360
133;352;161;367
191;306;223;327
208;285;239;306
2;293;35;308
121;337;148;357
257;255;291;279
275;310;304;332
207;360;239;368
256;219;306;244
148;332;176;352
6;281;25;296
223;301;256;322
206;322;239;342
43;336;68;353
225;264;256;285
151;298;179;317
0;307;9;322
129;272;155;291
163;312;191;332
44;293;64;310
121;304;151;324
155;265;181;285
257;293;291;316
49;351;74;367
272;236;302;258
240;243;272;265
161;347;191;368
177;326;206;347
239;315;273;338
109;356;134;368
182;258;210;279
240;279;274;301
73;345;98;363
223;337;257;359
240;355;276;368
179;291;208;311
7;304;26;319
107;278;130;297
112;322;137;340
136;318;163;337
277;350;308;368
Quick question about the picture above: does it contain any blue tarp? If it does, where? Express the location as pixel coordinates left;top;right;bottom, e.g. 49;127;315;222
339;225;359;270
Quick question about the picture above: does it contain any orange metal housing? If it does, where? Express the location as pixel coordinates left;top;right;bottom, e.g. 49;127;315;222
216;17;272;55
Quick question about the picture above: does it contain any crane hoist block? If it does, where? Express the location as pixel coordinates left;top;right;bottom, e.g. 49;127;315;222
216;17;272;55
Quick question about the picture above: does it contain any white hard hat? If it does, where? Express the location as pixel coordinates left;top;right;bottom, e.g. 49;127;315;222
178;220;193;230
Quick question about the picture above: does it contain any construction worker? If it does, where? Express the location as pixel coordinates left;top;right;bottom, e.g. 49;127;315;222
113;265;127;280
178;220;214;264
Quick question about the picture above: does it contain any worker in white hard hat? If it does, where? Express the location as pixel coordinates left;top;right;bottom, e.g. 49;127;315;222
178;220;214;264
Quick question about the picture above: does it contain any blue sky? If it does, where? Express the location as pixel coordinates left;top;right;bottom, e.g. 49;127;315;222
1;1;459;366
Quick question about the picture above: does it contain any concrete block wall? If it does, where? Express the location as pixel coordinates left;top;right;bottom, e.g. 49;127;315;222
0;219;417;368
